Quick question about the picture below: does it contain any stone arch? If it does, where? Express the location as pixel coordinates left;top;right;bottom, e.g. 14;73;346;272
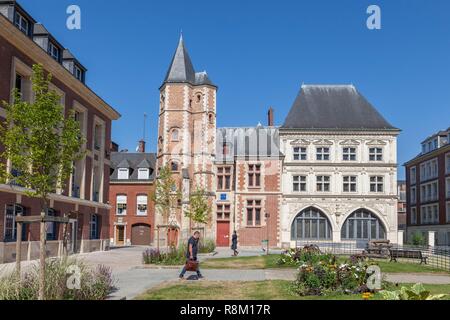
288;204;338;232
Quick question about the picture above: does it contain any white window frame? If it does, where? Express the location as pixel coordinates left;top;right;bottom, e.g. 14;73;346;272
316;147;330;161
410;186;416;205
14;11;29;35
343;176;357;192
116;195;127;216
446;153;450;174
369;147;383;161
138;168;150;180
137;195;148;216
342;147;357;161
49;42;60;61
74;65;83;81
293;175;306;192
293;147;307;161
117;168;129;180
316;175;331;192
370;176;384;193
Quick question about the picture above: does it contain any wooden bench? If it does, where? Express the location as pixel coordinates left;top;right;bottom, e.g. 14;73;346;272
389;249;428;264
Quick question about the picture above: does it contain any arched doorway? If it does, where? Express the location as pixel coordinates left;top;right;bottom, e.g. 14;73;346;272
131;223;151;246
291;207;332;240
341;209;386;241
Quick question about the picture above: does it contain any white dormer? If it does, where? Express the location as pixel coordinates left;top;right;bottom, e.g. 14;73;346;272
138;168;149;180
117;168;129;180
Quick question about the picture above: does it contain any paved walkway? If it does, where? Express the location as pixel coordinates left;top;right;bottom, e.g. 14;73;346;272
2;246;450;300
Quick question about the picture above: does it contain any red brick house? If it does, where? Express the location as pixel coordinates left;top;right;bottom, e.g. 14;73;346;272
109;143;156;246
0;1;120;263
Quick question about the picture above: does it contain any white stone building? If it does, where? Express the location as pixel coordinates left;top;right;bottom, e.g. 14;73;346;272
279;85;400;248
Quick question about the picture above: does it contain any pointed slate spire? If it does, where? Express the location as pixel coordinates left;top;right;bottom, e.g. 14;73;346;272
163;34;196;85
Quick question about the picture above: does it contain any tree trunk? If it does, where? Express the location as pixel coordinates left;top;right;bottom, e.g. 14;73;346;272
38;205;47;300
15;222;22;277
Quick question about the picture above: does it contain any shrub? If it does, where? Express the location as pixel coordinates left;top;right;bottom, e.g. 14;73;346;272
410;232;427;246
142;245;186;265
199;239;216;254
289;247;375;297
0;258;115;300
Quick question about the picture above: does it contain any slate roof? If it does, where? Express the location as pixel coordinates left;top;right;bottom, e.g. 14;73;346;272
282;85;398;131
110;152;156;182
216;126;282;162
162;35;216;87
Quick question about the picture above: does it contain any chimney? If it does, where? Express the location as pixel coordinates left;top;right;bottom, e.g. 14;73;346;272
268;107;274;127
138;140;146;153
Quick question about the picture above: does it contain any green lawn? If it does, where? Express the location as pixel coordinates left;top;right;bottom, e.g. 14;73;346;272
136;280;450;300
200;254;449;274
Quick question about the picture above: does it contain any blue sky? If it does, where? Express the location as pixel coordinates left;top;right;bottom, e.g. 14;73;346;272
19;0;450;178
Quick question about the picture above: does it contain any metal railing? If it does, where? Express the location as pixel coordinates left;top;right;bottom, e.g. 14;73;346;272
295;241;450;272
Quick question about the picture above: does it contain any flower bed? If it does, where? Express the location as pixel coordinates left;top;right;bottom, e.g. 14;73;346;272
279;246;379;296
142;246;186;265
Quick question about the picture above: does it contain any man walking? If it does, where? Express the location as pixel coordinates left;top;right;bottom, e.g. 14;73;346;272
179;231;204;279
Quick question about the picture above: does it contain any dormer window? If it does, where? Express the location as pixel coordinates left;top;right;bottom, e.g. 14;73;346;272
74;65;83;81
14;12;29;35
118;168;129;180
138;168;149;180
49;42;60;62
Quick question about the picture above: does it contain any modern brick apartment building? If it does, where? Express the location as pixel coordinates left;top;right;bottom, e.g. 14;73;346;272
155;37;400;248
109;141;156;246
405;128;450;245
0;1;120;263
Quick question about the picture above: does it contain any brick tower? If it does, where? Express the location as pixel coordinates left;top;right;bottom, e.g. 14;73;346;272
156;35;217;244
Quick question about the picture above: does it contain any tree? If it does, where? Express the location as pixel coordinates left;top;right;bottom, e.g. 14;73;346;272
152;165;181;248
0;64;84;300
185;187;211;234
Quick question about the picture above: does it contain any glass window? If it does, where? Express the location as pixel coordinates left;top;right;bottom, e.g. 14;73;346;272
410;167;417;185
293;147;307;161
291;207;331;240
217;167;232;190
247;200;262;226
248;164;261;188
316;176;330;192
370;176;384;193
49;42;60;61
217;204;231;220
410;207;417;225
90;214;99;240
316;147;330;161
14;12;29;35
293;175;306;192
46;208;57;241
137;195;148;216
3;204;24;242
74;66;83;81
343;176;357;192
171;161;179;172
446;203;450;223
343;147;356;161
341;209;386;240
171;129;179;141
116;195;127;215
369;147;383;161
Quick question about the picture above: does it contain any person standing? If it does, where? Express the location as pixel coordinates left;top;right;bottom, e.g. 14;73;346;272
179;231;204;279
231;230;239;256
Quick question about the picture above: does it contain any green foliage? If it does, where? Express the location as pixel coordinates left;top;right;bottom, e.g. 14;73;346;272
379;283;447;300
0;258;114;300
198;239;216;254
287;246;373;296
185;187;211;225
410;232;427;246
0;64;84;204
142;246;186;265
152;165;181;224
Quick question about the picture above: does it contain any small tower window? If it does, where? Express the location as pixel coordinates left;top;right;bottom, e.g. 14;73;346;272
196;94;202;103
171;129;179;141
209;113;214;124
171;161;179;172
